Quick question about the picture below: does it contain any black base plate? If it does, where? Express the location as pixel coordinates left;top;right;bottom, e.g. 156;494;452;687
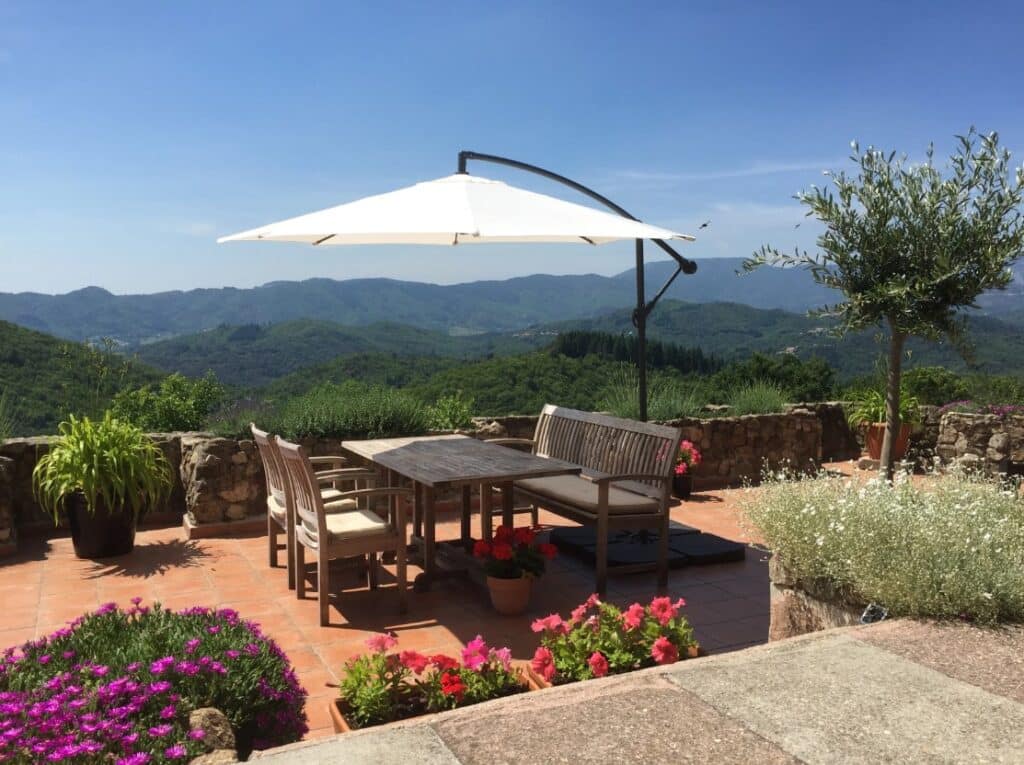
550;522;745;569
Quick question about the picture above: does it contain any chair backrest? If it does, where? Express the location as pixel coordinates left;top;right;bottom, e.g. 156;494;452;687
533;405;682;492
251;424;287;504
276;438;326;550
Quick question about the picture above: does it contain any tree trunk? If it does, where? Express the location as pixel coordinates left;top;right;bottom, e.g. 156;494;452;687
880;323;906;481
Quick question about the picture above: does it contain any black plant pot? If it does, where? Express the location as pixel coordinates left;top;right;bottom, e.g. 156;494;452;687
672;473;693;500
65;493;137;559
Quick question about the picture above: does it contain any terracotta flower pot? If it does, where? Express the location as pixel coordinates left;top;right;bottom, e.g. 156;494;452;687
864;423;912;461
672;473;693;500
486;575;533;615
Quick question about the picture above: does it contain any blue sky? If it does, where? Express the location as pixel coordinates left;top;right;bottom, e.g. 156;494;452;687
2;1;1023;295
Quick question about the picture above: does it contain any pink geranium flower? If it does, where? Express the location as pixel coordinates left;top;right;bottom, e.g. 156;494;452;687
622;602;645;630
461;635;488;671
489;646;513;672
530;613;565;634
588;652;609;678
531;646;556;682
399;650;429;673
649;596;678;626
365;632;398;653
651;636;679;665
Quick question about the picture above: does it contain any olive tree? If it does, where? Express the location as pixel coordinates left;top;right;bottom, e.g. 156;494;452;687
744;129;1024;478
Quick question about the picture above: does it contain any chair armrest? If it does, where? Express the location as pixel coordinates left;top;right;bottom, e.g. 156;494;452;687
330;487;414;501
310;455;348;468
582;473;671;486
316;468;377;483
485;438;536;449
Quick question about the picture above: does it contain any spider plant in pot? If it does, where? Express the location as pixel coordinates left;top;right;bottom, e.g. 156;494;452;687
33;413;172;558
846;388;921;461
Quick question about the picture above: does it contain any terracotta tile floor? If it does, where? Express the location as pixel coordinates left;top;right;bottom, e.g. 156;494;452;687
0;485;771;742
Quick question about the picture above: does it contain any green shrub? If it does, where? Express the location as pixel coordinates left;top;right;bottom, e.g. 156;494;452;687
277;381;429;440
426;391;475;430
726;381;790;416
597;366;706;421
902;366;970;406
32;413;172;522
111;372;225;432
742;471;1024;624
710;353;836;403
0;601;307;759
0;389;19;442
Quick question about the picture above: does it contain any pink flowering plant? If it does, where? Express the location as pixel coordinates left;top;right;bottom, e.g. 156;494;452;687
674;441;702;476
0;600;307;764
339;632;523;729
530;594;696;684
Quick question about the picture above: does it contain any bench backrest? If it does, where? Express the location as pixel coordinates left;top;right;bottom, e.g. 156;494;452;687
532;405;682;494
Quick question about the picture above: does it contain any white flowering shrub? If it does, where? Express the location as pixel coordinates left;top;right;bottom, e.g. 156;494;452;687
742;470;1024;624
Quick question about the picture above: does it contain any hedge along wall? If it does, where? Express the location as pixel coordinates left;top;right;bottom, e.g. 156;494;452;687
0;408;849;553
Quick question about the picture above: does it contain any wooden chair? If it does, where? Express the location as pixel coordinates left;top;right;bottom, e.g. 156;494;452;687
251;424;376;590
276;437;410;625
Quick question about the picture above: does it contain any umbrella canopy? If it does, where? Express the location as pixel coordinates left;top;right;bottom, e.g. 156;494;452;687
218;173;694;246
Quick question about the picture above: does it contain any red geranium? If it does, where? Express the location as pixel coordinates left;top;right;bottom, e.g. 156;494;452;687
440;671;466;701
430;654;459;672
472;526;557;580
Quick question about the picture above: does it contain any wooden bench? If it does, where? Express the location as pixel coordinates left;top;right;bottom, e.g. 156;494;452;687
495;405;683;594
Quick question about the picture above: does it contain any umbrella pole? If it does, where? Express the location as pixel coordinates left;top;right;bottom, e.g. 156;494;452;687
634;238;648;422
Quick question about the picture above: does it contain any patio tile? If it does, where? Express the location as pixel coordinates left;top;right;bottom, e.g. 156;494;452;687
0;626;36;647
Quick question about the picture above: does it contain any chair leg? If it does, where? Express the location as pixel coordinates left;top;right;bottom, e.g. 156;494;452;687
531;504;539;527
285;519;295;591
295;543;306;600
657;511;670;593
318;553;330;627
367;552;379;590
395;542;407;614
268;515;278;569
595;514;609;596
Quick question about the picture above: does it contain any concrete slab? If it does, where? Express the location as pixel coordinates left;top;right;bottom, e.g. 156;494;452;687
252;726;460;765
667;632;1024;764
433;674;798;765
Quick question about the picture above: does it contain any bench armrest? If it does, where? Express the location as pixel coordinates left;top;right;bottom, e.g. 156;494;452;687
582;472;671;486
485;437;536;450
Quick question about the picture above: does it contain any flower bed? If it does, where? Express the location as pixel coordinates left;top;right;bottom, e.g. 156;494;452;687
743;470;1024;624
0;601;307;763
336;633;531;731
529;595;698;684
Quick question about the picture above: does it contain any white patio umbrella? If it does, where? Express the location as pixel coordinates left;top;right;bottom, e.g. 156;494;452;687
218;172;694;246
218;153;698;420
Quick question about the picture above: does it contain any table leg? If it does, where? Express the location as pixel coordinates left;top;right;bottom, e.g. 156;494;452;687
480;480;493;542
413;482;423;540
460;485;472;547
501;480;514;528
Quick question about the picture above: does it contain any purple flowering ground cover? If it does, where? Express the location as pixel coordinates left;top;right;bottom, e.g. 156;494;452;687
0;600;307;763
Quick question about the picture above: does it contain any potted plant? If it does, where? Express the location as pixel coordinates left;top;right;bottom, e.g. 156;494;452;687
530;594;699;685
32;413;172;558
846;388;921;461
472;526;557;615
672;440;701;499
331;632;538;732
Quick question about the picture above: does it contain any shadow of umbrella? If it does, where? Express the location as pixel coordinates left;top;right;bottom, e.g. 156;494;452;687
85;539;211;579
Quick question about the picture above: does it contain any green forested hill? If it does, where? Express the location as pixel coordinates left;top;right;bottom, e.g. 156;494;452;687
135;320;547;387
0;321;161;434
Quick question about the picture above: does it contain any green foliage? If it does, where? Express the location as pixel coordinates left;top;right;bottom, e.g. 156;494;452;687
531;595;696;684
551;330;722;375
901;366;971;406
726;381;791;416
0;389;19;442
743;471;1024;624
597;365;707;421
711;353;835;403
745;128;1024;474
276;382;429;440
846;387;921;426
111;372;225;432
32;413;172;522
426;391;475;430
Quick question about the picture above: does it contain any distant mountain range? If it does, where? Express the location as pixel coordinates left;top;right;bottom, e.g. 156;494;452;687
2;258;1018;346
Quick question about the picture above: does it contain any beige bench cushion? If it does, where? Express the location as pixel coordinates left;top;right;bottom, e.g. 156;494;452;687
267;490;355;521
323;508;389;542
515;475;660;515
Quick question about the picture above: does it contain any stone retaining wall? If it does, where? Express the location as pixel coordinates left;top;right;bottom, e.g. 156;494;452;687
0;408;839;551
936;412;1024;474
768;556;864;641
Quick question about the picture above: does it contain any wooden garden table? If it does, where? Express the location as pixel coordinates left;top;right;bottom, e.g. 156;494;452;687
340;434;580;590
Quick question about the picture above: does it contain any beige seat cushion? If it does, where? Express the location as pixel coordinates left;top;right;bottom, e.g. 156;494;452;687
323;508;389;542
515;475;660;515
267;490;355;522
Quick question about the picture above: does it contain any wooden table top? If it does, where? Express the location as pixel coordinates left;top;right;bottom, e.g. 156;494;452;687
341;434;581;488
